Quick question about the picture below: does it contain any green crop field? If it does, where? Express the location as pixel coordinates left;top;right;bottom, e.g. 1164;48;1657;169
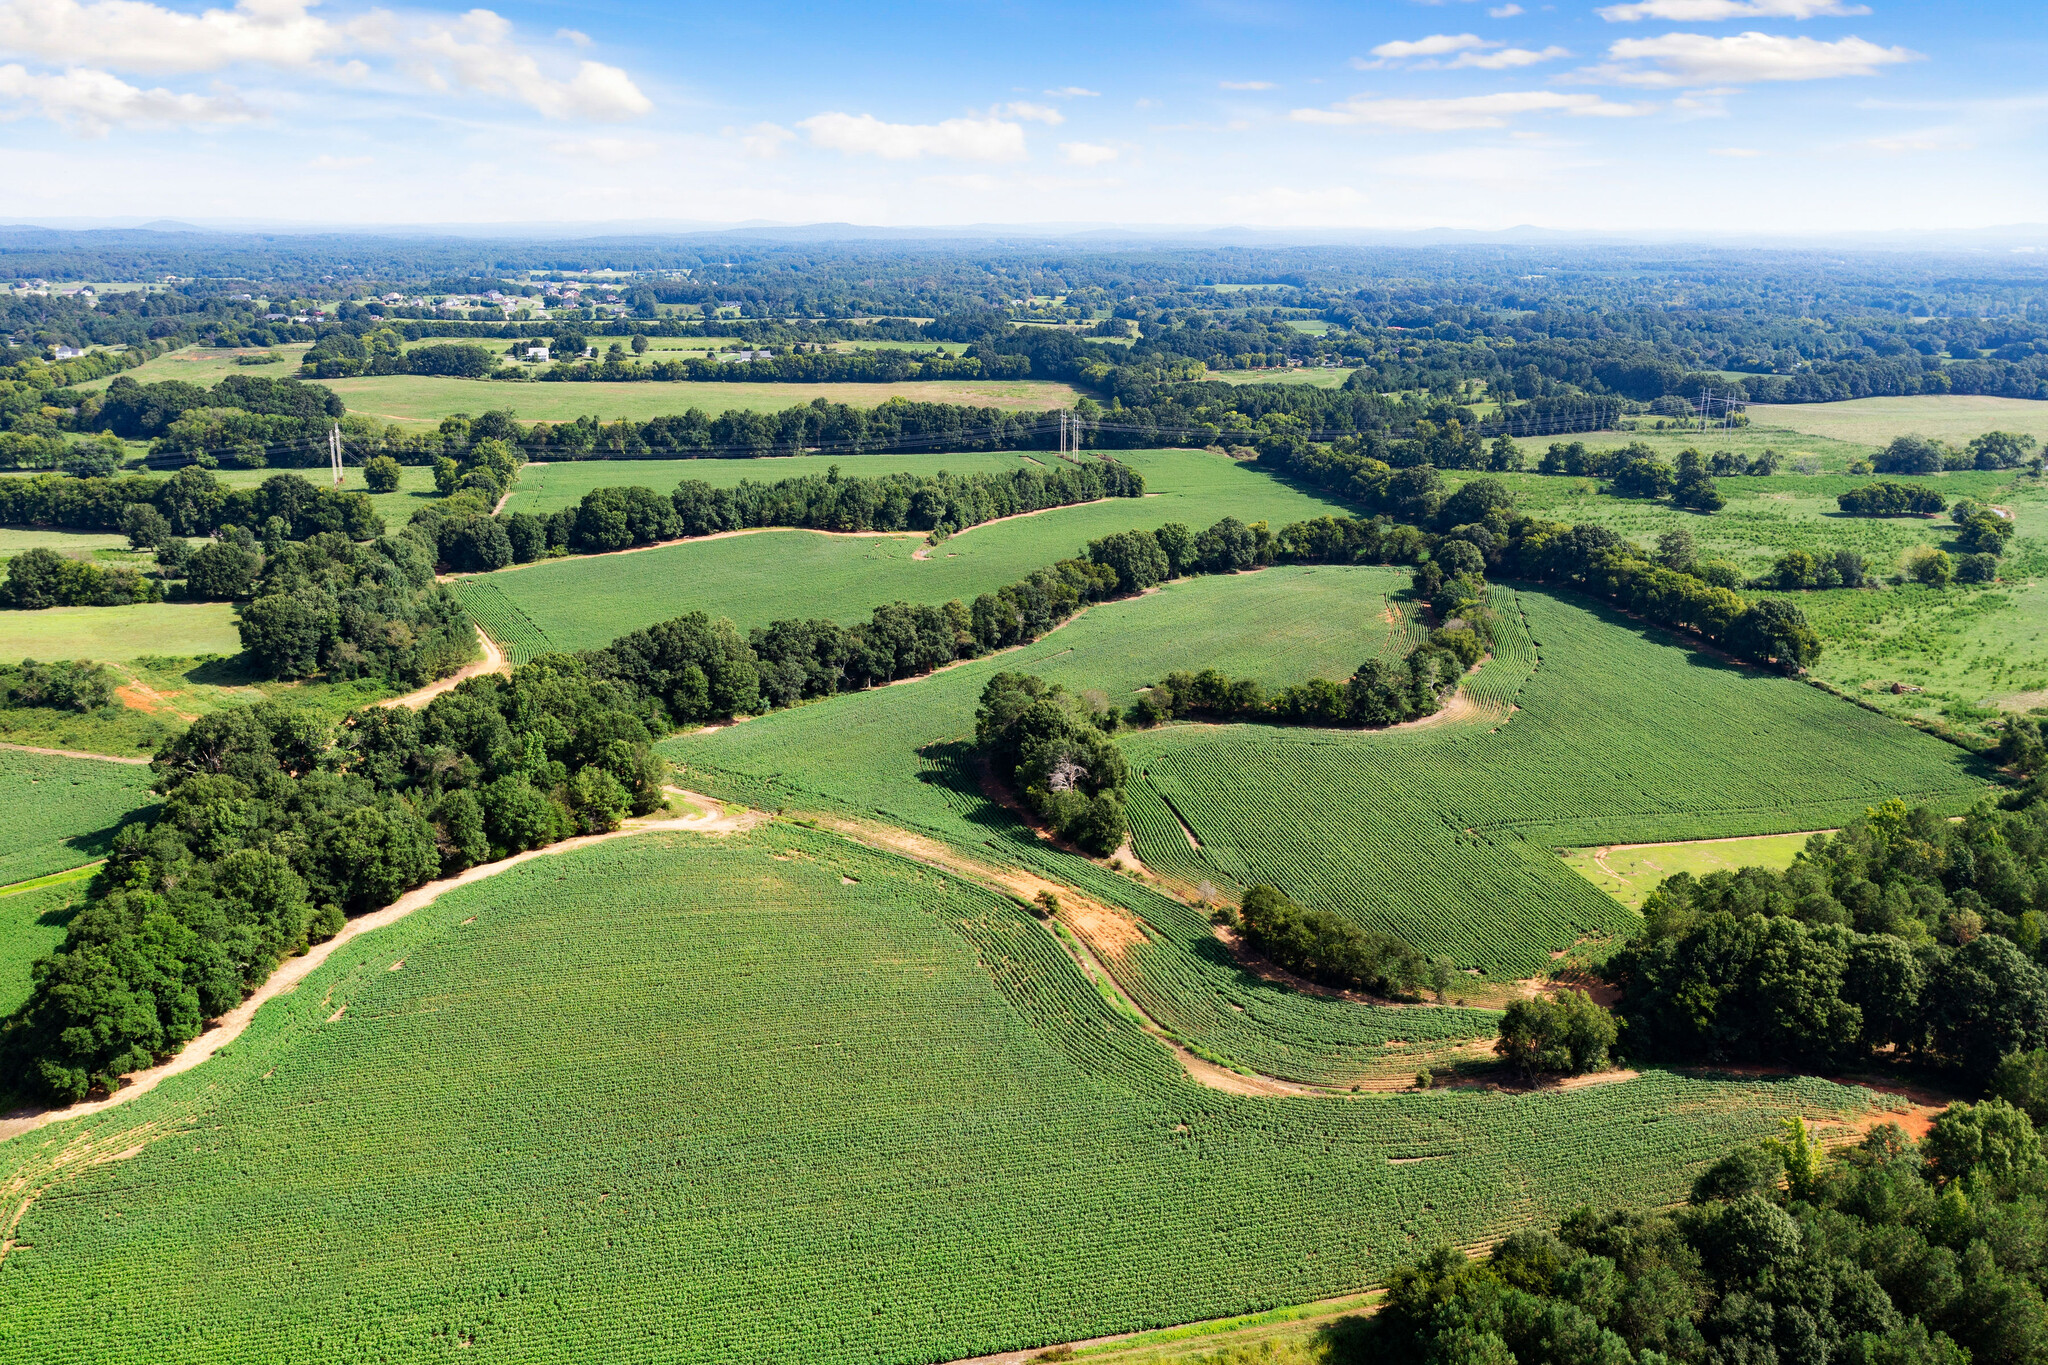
0;748;155;887
500;450;1050;517
0;825;1886;1365
456;448;1352;660
674;575;1987;987
1750;395;2048;447
0;603;242;664
0;878;88;1015
69;344;314;392
1561;831;1818;911
317;374;1083;428
0;527;146;564
1505;424;1871;473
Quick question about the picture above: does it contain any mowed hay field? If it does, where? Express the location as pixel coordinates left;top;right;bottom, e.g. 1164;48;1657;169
319;374;1083;428
0;825;1887;1365
0;748;155;886
0;602;242;664
501;449;1053;517
1750;395;2048;446
677;577;1987;985
455;449;1352;660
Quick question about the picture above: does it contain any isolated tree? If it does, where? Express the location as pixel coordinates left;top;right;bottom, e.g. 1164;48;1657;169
1496;991;1617;1081
363;455;403;493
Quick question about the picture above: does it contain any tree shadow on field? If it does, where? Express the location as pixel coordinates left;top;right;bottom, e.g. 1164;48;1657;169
915;739;1023;836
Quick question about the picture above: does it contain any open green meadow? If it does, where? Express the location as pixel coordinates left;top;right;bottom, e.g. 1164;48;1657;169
69;344;313;392
1201;367;1351;387
0;825;1886;1365
0;602;241;664
457;449;1351;660
0;748;155;887
1508;424;1871;474
206;460;447;528
1561;831;1818;912
319;374;1083;428
501;450;1052;517
0;526;147;564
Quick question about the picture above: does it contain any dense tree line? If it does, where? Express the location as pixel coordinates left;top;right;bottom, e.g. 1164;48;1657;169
0;655;671;1101
424;458;1144;574
1130;628;1482;732
1841;481;1950;517
0;465;379;542
1609;796;2048;1081
231;528;475;683
1365;1109;2048;1365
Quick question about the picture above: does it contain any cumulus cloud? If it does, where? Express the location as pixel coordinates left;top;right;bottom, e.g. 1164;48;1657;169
0;0;653;126
1044;85;1099;96
555;27;590;47
798;111;1028;161
0;60;252;133
1360;34;1566;70
1292;90;1646;130
1598;0;1868;19
1451;46;1569;69
1589;32;1920;85
408;10;650;120
997;100;1063;124
1489;3;1524;14
1060;140;1117;165
1219;79;1274;89
0;0;340;73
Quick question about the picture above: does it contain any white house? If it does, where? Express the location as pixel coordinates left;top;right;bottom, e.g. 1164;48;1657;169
53;345;86;359
525;345;551;362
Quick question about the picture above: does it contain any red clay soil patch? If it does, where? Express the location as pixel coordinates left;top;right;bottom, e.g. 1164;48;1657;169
114;681;198;722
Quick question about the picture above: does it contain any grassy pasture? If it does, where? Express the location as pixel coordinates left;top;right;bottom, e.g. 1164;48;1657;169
0;748;155;887
1750;396;2048;447
457;449;1351;659
203;460;447;527
0;527;147;564
0;879;87;1016
318;374;1084;429
1508;424;1870;473
500;450;1049;517
0;825;1885;1364
1562;832;1818;912
0;602;241;663
69;344;313;392
1201;367;1352;388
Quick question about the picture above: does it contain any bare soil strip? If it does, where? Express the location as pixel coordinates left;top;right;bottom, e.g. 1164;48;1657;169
0;742;148;766
0;793;753;1144
377;626;511;710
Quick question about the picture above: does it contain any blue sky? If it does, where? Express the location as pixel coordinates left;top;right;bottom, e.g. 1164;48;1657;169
0;0;2040;232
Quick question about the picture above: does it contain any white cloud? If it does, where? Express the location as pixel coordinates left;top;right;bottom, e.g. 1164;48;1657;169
1864;129;1974;153
732;121;794;158
547;136;657;164
798;111;1028;161
1598;0;1869;20
0;0;339;74
308;151;371;167
0;60;253;133
1709;145;1762;155
1369;34;1491;61
1219;79;1274;90
1590;32;1920;86
554;28;590;47
409;10;651;120
1450;46;1569;69
998;100;1063;124
1060;140;1117;165
1044;85;1099;96
1291;89;1647;130
1488;4;1524;14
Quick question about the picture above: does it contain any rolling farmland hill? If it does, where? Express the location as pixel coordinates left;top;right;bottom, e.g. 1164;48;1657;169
0;826;1885;1365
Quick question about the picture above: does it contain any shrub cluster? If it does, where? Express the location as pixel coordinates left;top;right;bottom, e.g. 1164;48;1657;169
0;547;161;608
1237;883;1434;998
0;658;117;711
1839;480;1948;517
974;672;1130;855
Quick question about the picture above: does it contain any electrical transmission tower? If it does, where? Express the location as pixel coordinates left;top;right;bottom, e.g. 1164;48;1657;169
329;424;344;486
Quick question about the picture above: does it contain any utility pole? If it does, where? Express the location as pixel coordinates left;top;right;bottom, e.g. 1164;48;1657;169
330;423;344;486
